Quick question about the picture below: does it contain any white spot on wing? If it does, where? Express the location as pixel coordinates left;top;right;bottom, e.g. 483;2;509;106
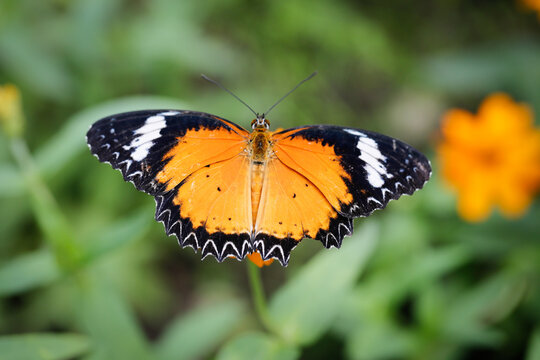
349;131;391;188
344;129;366;137
356;138;388;187
365;167;384;187
358;137;386;161
159;111;180;116
131;144;153;161
135;115;166;132
124;115;167;161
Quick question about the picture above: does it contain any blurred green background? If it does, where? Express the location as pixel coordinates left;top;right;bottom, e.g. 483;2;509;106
1;0;540;359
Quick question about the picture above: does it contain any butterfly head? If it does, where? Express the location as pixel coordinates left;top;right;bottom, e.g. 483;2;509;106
251;114;270;130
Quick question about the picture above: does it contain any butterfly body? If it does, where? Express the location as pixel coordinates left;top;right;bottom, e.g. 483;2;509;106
246;128;268;229
86;110;431;266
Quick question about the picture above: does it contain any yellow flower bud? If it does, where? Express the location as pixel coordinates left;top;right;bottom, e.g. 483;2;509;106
0;84;24;137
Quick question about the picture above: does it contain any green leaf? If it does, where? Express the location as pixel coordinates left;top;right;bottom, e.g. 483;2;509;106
372;244;469;302
443;274;511;346
526;328;540;360
344;323;415;360
155;299;244;360
0;249;60;296
216;332;299;360
82;207;153;263
76;273;152;360
126;2;239;73
0;27;73;101
8;139;82;272
0;164;22;197
0;333;90;360
419;40;540;102
268;222;378;345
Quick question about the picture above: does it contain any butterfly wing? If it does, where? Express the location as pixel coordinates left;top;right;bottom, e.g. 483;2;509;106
253;125;431;265
86;110;254;261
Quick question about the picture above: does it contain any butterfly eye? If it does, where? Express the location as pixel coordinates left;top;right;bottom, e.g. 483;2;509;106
251;115;269;129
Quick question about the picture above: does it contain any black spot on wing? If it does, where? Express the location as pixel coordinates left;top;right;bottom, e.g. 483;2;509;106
277;125;431;217
155;186;252;262
86;110;248;196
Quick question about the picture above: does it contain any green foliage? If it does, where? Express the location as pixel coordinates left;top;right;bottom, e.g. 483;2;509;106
76;275;153;360
155;300;245;360
527;328;540;360
268;223;377;345
1;0;539;359
217;332;299;360
0;250;60;296
0;333;90;360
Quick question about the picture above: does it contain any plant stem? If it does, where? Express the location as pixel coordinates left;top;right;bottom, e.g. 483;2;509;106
10;138;81;272
247;261;273;332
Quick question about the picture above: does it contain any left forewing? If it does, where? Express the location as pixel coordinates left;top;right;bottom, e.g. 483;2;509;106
86;110;249;196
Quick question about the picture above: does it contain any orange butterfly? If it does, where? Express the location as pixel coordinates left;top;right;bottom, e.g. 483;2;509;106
86;75;431;266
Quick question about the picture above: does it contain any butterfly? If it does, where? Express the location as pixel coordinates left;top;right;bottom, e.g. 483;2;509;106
86;75;431;266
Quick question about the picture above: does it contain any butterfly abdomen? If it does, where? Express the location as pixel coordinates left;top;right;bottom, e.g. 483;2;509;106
250;163;265;228
248;129;273;228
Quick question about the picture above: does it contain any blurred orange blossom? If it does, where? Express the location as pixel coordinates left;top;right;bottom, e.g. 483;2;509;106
247;252;274;267
437;93;540;222
521;0;540;16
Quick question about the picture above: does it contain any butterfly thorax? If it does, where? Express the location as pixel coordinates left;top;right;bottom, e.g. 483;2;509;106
249;115;272;160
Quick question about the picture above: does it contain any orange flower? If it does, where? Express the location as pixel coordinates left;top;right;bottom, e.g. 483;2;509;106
521;0;540;17
247;252;274;267
438;93;540;222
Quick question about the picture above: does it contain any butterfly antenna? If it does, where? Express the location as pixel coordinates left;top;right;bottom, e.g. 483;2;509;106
201;74;258;117
263;71;317;117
